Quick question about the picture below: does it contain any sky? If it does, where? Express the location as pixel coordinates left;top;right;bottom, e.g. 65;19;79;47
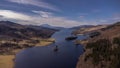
0;0;120;27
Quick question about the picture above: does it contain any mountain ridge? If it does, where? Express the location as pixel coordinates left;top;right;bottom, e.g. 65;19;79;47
40;24;65;30
0;21;57;40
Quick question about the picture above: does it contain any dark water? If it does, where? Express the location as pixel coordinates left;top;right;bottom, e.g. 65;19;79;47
15;29;86;68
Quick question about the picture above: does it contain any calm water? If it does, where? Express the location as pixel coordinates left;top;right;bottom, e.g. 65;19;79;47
15;29;86;68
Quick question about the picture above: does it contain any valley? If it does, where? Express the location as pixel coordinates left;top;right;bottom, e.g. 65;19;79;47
0;21;120;68
0;0;119;68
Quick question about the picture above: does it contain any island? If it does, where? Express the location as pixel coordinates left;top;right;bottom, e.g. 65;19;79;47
65;36;77;40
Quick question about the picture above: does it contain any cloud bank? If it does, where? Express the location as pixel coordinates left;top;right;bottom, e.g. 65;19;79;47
0;9;83;27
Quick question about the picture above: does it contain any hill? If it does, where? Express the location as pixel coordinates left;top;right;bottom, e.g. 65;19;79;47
72;25;107;35
70;25;95;30
76;22;120;68
0;21;57;40
0;21;57;55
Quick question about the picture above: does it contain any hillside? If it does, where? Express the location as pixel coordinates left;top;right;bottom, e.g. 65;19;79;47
0;21;57;40
76;22;120;68
72;25;107;35
0;21;57;55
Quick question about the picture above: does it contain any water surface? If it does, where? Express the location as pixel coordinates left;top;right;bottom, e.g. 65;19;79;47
15;29;86;68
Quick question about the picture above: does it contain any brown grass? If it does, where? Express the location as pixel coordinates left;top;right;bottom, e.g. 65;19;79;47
0;55;14;68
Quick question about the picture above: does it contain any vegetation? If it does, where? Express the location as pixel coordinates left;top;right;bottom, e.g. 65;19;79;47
85;37;120;68
89;31;101;38
0;38;55;55
0;42;32;55
113;37;120;45
85;39;112;65
109;37;120;68
101;22;120;31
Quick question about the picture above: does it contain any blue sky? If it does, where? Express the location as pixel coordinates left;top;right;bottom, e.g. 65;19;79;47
0;0;120;27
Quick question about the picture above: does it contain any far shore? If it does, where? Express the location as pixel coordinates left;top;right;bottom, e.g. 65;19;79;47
0;38;55;68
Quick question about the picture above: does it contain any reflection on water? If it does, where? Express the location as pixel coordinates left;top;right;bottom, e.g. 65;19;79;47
15;29;86;68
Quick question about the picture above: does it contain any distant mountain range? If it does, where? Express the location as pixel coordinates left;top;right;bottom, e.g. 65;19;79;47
40;24;65;30
30;23;95;30
0;21;57;40
70;25;95;30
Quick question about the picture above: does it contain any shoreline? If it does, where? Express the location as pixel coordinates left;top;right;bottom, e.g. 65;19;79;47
76;42;93;68
74;38;91;68
0;38;55;68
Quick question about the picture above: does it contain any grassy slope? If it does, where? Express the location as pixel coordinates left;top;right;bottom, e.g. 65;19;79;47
76;22;120;68
73;25;107;35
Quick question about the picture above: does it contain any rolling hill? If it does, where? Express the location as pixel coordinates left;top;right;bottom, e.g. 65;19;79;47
0;21;57;40
76;22;120;68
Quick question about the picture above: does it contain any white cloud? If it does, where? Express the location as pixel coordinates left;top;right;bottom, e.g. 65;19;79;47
0;10;32;20
32;10;52;18
0;9;83;27
7;0;60;11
